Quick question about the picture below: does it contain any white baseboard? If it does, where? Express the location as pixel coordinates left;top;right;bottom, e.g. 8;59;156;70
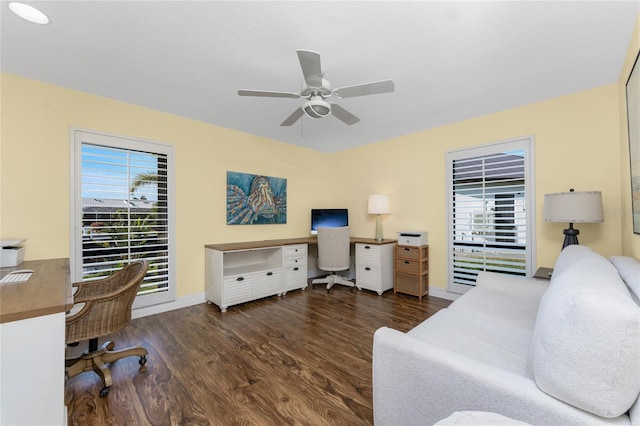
131;287;460;320
428;287;461;301
132;292;206;319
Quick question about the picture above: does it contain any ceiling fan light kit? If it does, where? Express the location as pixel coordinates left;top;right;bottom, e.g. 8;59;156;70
303;98;331;119
238;50;394;126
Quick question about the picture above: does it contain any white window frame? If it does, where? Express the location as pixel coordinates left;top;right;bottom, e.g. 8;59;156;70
446;135;536;294
69;128;176;308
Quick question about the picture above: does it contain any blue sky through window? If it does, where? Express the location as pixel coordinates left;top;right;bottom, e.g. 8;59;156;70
81;144;163;202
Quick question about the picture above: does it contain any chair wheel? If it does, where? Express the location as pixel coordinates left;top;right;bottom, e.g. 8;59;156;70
139;355;147;366
99;386;110;398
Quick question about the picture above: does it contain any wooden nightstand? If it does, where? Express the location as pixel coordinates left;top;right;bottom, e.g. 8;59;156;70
394;245;429;299
533;267;554;281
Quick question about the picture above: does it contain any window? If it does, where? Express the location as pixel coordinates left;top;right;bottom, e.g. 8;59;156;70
446;136;535;294
70;130;176;308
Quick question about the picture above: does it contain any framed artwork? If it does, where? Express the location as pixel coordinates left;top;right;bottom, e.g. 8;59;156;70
627;50;640;234
226;171;287;225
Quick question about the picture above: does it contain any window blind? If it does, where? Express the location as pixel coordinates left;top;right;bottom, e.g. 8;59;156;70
80;143;170;299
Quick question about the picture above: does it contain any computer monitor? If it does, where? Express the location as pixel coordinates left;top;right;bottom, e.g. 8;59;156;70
310;209;349;235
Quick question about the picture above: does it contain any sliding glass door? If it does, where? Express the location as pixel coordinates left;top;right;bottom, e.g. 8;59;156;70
446;136;535;294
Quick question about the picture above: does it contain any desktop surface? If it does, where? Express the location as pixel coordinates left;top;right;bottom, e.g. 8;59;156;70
0;258;72;323
205;236;396;252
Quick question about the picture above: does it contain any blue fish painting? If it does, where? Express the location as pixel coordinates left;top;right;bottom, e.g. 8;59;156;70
227;172;287;224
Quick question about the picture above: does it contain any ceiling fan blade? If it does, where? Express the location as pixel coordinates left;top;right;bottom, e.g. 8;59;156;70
297;50;323;87
330;103;360;125
238;89;300;99
280;107;305;126
333;79;395;98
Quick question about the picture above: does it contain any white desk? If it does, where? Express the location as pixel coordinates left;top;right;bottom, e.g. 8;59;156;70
205;237;396;312
0;258;72;426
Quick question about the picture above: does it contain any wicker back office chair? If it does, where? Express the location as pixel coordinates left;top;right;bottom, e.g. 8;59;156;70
311;226;354;291
65;260;149;397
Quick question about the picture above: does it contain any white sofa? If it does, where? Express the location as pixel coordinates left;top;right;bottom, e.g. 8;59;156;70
373;245;640;425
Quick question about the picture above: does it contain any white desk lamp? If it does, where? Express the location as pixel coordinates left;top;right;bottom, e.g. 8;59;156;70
368;194;390;242
544;189;603;249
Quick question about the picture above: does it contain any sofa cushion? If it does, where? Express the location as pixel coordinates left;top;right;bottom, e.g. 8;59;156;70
409;300;533;377
434;411;531;425
529;246;640;418
610;255;640;304
550;244;595;279
447;285;541;336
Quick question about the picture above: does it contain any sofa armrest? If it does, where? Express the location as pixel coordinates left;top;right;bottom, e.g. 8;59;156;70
372;327;626;426
475;271;549;300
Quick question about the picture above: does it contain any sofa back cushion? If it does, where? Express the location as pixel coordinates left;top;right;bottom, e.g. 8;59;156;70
529;246;640;418
610;255;640;305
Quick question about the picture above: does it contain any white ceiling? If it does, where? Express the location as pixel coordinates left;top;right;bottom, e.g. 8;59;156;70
2;1;639;153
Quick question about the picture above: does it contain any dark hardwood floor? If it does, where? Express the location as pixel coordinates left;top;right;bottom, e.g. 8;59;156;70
65;282;451;426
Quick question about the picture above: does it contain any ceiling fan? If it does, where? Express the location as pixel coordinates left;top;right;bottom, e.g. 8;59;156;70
237;50;395;126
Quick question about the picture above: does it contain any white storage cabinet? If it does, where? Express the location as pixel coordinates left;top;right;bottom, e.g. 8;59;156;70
206;246;284;312
355;243;395;295
283;244;308;293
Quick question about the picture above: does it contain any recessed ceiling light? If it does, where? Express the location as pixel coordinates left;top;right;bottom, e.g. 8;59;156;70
8;2;49;25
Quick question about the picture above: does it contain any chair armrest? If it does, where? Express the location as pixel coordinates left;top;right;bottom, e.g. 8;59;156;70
71;273;128;300
372;327;615;426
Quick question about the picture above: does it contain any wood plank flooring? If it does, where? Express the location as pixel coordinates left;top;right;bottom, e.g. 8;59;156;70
65;283;451;426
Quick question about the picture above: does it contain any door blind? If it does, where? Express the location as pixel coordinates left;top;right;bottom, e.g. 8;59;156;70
447;138;533;293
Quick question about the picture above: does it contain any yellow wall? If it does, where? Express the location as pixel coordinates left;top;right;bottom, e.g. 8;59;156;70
337;84;622;290
0;59;630;297
0;74;328;297
620;13;640;258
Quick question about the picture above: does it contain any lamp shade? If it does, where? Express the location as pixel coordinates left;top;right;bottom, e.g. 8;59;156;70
544;191;603;223
368;194;390;215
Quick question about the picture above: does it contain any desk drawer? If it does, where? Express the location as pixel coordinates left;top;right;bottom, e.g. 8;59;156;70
223;275;253;304
356;243;381;265
356;264;380;286
284;244;307;258
285;257;306;268
254;269;283;297
285;265;307;291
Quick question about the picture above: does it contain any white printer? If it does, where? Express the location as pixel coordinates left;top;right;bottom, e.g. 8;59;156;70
1;238;26;267
396;231;427;247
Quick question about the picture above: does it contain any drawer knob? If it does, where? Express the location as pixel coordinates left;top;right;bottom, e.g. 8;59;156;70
293;267;299;271
404;248;410;252
365;267;371;271
404;260;410;264
266;271;273;276
364;245;371;249
236;277;244;282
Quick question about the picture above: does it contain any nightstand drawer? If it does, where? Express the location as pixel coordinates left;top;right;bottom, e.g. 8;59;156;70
394;272;428;298
395;245;428;260
394;258;427;274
